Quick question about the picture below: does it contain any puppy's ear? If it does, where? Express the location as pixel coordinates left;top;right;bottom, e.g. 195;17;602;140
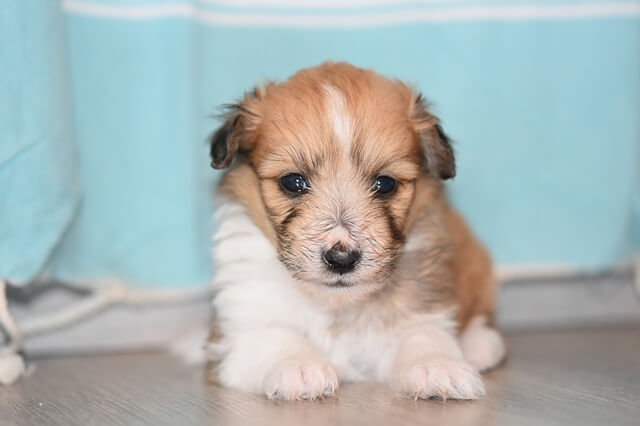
209;88;263;169
410;93;456;180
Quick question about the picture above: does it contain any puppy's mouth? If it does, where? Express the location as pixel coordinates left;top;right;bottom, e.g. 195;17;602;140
323;279;354;289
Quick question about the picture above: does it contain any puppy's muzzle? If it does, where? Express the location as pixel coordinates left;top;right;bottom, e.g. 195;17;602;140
322;243;361;274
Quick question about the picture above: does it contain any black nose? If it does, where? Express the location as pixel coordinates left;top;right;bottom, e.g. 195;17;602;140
323;245;361;274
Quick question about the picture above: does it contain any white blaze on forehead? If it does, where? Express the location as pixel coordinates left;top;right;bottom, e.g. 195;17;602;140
326;224;356;248
322;84;353;151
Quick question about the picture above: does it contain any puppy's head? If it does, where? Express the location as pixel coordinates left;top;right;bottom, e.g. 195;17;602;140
210;63;454;304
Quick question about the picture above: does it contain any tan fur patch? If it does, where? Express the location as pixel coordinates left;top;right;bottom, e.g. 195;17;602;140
220;162;278;246
444;208;496;329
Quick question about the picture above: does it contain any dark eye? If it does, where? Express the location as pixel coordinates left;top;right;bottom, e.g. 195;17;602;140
280;173;309;195
372;176;397;197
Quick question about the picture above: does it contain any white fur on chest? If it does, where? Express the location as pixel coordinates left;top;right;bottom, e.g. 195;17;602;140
211;201;451;382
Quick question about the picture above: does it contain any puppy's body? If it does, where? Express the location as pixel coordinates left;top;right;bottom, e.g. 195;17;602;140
208;63;505;400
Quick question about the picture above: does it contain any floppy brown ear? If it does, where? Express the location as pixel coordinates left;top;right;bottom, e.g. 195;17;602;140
411;93;456;180
209;89;262;169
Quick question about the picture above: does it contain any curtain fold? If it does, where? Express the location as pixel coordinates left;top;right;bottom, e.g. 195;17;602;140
0;0;80;284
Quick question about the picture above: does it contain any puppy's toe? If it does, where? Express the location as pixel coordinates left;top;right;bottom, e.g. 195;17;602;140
393;357;485;401
264;358;339;401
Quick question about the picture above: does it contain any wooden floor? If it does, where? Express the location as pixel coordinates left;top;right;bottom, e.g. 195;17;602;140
1;327;639;426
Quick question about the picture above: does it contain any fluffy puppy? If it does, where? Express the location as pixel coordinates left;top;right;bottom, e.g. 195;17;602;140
207;62;505;401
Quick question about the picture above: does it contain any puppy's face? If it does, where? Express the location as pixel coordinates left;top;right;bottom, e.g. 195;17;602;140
210;63;454;304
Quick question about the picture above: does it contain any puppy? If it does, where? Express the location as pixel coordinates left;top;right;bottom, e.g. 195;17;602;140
207;62;505;401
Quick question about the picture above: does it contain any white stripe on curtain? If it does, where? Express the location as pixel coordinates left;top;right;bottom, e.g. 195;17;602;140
62;1;640;26
199;0;475;7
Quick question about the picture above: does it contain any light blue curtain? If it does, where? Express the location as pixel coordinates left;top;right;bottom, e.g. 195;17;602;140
1;0;639;289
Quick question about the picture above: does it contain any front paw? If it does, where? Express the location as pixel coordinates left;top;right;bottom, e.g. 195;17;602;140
393;357;485;400
263;358;339;401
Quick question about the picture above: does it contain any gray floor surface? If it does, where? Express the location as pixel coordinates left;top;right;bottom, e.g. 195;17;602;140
1;327;639;426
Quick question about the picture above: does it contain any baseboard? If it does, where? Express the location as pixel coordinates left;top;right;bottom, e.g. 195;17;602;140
497;268;640;330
